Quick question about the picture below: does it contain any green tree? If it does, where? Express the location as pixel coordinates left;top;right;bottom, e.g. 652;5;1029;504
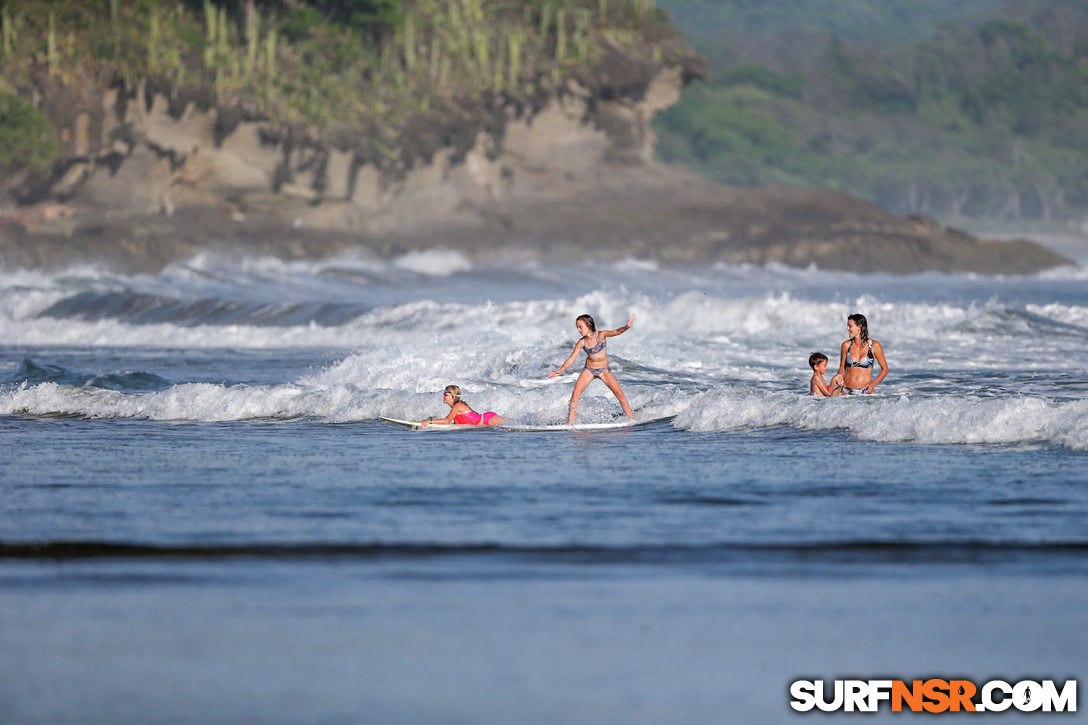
0;91;59;175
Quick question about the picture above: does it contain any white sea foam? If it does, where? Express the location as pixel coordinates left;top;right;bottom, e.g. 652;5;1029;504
4;376;1085;450
0;381;387;422
0;378;688;426
2;282;1087;391
1026;303;1088;330
3;256;1088;449
1037;264;1088;280
393;249;473;275
674;387;1088;450
614;257;660;272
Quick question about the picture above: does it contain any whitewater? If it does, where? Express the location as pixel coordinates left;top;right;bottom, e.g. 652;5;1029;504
2;250;1087;448
4;248;1088;723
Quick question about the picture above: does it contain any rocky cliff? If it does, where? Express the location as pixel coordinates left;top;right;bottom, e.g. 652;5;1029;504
0;22;1071;274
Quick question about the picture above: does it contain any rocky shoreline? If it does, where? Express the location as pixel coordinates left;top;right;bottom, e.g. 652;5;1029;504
0;173;1073;275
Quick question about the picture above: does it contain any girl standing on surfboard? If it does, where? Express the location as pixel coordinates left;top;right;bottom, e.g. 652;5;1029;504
420;385;506;427
549;313;636;424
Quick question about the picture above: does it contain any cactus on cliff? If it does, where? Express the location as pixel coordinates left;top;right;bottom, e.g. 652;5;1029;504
245;8;260;76
203;0;216;69
46;11;57;75
148;5;160;74
1;6;13;59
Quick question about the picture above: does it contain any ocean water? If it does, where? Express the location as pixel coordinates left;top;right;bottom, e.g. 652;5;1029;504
2;249;1087;722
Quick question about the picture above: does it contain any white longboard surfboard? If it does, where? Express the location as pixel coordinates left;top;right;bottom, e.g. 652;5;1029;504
501;421;643;432
379;416;666;432
379;416;463;431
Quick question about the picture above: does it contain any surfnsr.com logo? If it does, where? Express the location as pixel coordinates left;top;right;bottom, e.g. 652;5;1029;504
790;679;1077;713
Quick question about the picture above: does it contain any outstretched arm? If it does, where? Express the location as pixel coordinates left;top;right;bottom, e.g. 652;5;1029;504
866;340;889;393
830;340;848;387
601;314;635;338
420;404;464;427
548;342;584;377
420;413;453;427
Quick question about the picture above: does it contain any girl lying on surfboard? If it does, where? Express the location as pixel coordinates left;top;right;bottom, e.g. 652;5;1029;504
420;385;506;427
549;313;636;424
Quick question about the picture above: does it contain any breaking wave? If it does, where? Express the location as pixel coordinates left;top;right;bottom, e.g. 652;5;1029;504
674;388;1088;450
2;253;1087;448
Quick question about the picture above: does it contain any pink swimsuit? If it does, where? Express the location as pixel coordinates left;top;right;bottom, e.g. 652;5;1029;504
453;411;497;425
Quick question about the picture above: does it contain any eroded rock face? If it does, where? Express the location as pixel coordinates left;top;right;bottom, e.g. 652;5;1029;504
0;50;1074;274
19;51;690;236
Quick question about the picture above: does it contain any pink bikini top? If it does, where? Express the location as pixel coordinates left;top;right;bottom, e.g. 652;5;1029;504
454;411;483;425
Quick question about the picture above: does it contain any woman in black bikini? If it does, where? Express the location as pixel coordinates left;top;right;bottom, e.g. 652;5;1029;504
831;313;888;394
549;313;636;423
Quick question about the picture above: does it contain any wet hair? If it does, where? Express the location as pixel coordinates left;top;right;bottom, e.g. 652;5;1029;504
808;352;828;370
444;384;474;412
848;313;869;343
575;314;596;332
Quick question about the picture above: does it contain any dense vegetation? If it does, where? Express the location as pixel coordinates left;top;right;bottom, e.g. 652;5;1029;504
0;87;56;174
0;0;682;179
655;0;1088;222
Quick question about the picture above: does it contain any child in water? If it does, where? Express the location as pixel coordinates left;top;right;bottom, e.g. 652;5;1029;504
420;385;506;427
809;352;841;396
549;313;636;424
